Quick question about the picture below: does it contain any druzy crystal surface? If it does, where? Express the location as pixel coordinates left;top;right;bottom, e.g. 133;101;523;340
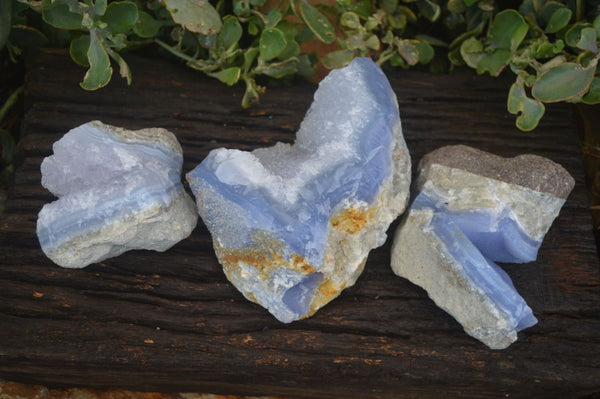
187;58;411;323
37;121;198;268
391;145;575;349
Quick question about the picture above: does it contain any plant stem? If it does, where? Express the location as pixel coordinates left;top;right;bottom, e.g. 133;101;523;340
154;38;195;63
0;85;24;124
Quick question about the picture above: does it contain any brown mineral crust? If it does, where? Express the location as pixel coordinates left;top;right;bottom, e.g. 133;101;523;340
419;145;575;199
330;206;373;234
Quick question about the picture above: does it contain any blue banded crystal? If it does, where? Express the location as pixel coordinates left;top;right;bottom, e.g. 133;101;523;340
392;145;574;349
37;121;198;268
187;58;412;323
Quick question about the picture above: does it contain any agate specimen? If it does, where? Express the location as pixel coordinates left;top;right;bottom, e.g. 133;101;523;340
37;121;198;268
187;57;411;323
391;145;575;349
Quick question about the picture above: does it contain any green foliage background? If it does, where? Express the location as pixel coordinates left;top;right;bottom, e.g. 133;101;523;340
2;0;600;132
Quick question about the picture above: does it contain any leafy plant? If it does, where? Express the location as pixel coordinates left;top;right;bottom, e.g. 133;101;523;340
2;0;600;131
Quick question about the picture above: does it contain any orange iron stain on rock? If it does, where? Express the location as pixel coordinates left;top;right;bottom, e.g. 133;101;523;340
330;206;372;234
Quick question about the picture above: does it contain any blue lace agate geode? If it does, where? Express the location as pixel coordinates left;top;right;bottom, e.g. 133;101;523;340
37;121;198;268
391;145;575;349
187;58;411;322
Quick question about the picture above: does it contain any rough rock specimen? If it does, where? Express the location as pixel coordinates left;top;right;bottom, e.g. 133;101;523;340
37;121;198;268
391;145;575;349
187;57;411;323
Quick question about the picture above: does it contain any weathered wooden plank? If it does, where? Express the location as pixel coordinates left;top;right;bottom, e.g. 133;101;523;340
1;48;599;398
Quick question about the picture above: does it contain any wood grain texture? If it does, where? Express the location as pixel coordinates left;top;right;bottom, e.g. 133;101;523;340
1;48;599;398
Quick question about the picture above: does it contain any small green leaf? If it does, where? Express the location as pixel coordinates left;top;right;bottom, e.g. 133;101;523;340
507;82;545;131
576;27;598;52
134;11;161;38
107;49;132;85
460;36;484;68
321;49;354;69
243;47;259;72
208;67;241;85
594;15;600;38
260;58;299;78
416;41;434;64
259;27;287;61
545;7;571;33
582;77;600;104
532;60;597;102
69;34;90;66
94;0;107;16
278;39;301;60
42;1;83;30
80;31;113;90
300;1;335;44
380;0;398;14
397;40;419;66
447;0;466;14
217;16;242;52
365;34;380;51
297;53;316;77
476;49;511;76
565;22;591;48
102;2;138;34
0;0;11;50
163;0;222;35
487;9;528;51
265;8;282;28
417;0;441;22
340;12;360;29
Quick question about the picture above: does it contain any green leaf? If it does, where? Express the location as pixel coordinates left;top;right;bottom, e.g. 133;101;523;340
259;27;287;61
94;0;107;16
42;1;83;30
397;40;419;66
321;49;354;69
134;11;161;38
260;58;299;78
0;0;10;50
243;47;259;72
208;67;241;85
476;49;511;76
80;31;113;90
340;12;360;29
217;16;242;52
278;39;301;60
565;22;591;48
380;0;398;14
545;8;571;33
102;2;138;34
532;59;597;102
106;49;132;85
300;1;335;44
487;9;528;51
507;82;545;131
163;0;222;35
297;53;316;76
266;8;282;29
69;34;90;66
416;41;434;64
594;15;600;38
417;0;441;22
8;25;48;48
576;27;598;52
582;77;600;104
460;36;483;68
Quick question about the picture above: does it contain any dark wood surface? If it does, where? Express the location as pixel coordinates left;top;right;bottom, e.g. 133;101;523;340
1;48;599;398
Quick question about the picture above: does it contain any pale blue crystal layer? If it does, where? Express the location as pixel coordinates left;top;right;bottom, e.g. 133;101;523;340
187;57;411;322
37;121;198;268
